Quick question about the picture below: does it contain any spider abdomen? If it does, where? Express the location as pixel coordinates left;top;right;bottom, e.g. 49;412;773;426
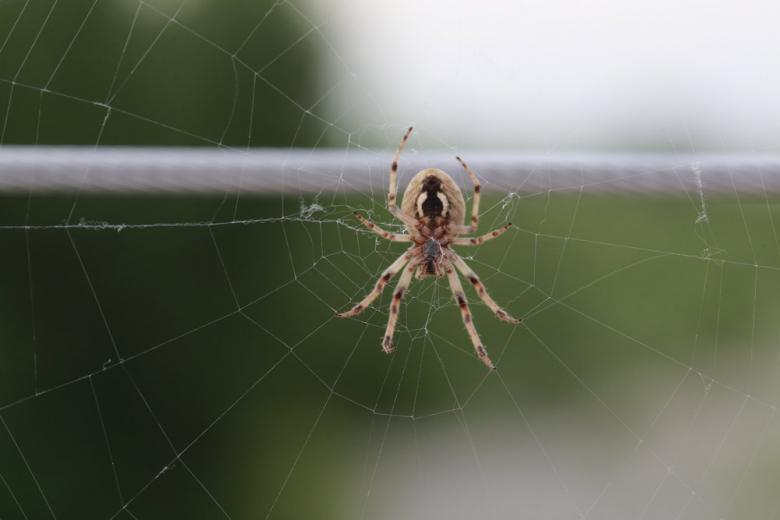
401;168;466;227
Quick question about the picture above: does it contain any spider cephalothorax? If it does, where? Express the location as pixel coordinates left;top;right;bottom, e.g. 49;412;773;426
337;127;520;369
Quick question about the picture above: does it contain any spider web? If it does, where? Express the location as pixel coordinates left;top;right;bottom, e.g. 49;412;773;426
1;2;780;519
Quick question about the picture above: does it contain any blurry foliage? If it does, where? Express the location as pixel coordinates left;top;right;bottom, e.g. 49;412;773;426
0;0;323;146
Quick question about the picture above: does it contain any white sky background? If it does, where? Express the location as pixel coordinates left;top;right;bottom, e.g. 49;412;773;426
313;0;780;150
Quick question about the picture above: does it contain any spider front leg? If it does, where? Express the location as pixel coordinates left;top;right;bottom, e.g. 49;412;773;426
353;212;412;242
336;252;410;318
387;127;420;230
456;155;481;233
445;262;495;369
448;251;520;324
381;260;417;353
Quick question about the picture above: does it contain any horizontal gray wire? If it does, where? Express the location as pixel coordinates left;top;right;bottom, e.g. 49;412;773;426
0;146;779;195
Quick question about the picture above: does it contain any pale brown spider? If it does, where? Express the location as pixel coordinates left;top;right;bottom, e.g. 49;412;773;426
337;127;519;369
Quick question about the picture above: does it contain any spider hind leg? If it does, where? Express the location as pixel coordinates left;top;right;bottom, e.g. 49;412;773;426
382;261;417;353
448;252;520;324
445;263;496;369
336;253;410;318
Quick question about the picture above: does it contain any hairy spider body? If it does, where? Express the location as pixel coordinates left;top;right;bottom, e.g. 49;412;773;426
337;127;519;369
421;237;443;277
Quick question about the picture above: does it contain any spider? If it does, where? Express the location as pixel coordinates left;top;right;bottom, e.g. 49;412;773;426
337;127;520;369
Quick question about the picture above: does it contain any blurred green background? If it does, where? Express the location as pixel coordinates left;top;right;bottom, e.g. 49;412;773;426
2;1;780;519
2;193;780;519
0;0;328;147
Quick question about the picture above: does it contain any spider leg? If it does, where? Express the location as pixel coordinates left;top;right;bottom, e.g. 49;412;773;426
353;212;412;242
388;127;420;230
445;261;495;369
448;251;521;324
448;223;475;235
381;260;417;353
451;223;512;246
336;252;411;318
455;155;481;233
